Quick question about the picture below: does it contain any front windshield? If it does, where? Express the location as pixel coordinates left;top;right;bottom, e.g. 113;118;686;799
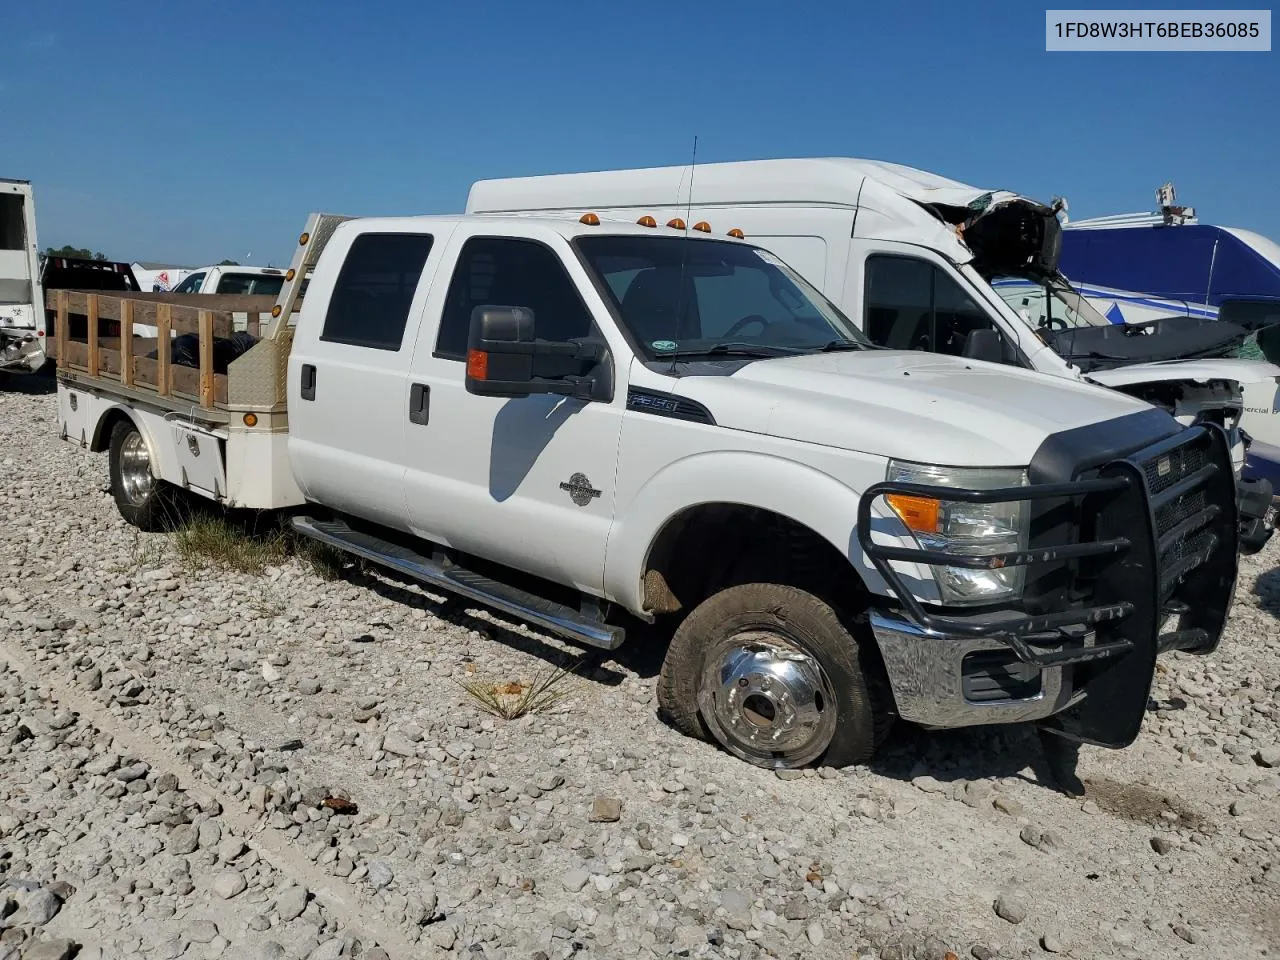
574;234;873;359
990;275;1114;332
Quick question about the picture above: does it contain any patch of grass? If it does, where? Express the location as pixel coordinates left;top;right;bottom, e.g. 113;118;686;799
457;658;582;720
171;514;288;574
293;538;348;581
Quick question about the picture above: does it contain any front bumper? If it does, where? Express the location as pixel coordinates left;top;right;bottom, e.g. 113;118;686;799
869;609;1079;728
857;422;1239;747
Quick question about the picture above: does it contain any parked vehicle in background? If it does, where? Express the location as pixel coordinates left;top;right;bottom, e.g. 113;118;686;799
0;178;46;373
50;211;1244;783
172;264;286;297
1055;185;1280;488
465;157;1277;551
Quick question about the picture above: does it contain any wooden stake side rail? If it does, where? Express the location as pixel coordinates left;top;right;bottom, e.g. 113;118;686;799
48;290;278;410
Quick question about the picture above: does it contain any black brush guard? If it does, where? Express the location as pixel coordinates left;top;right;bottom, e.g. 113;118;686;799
857;423;1239;748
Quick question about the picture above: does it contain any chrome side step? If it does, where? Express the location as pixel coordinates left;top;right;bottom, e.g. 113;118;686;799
291;515;624;651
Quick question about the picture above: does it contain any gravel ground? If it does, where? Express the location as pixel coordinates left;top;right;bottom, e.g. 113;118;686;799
0;379;1278;960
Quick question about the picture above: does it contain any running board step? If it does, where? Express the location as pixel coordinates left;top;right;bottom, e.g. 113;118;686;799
291;516;624;651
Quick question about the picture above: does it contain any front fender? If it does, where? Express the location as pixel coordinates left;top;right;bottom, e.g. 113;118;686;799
603;449;920;612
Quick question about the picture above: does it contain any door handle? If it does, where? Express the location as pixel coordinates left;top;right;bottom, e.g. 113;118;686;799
300;363;316;401
409;382;430;425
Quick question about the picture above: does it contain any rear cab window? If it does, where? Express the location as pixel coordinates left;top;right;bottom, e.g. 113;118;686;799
321;233;435;351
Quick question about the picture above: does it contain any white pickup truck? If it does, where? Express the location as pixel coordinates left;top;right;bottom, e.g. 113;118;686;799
53;211;1243;780
465;157;1278;552
172;264;287;298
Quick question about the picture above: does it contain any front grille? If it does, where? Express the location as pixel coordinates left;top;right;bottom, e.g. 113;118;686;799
1143;444;1205;496
1132;430;1230;606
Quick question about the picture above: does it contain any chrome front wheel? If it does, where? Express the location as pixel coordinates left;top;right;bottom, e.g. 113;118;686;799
658;583;886;771
697;630;838;768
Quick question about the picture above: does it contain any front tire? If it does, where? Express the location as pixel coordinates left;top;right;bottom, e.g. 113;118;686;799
657;583;885;769
108;420;184;531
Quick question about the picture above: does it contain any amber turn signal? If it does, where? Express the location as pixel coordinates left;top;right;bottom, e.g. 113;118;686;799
285;269;296;281
885;494;941;534
242;413;258;427
271;305;282;318
298;232;310;246
466;349;489;380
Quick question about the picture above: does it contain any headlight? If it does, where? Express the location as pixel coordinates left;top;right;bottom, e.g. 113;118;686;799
883;460;1029;606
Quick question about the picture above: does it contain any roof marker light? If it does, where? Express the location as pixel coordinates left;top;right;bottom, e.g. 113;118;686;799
580;213;600;226
666;218;686;230
637;216;657;228
693;221;711;233
727;228;745;239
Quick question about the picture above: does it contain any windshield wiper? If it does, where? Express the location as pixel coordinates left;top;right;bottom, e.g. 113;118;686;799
655;342;800;360
817;338;867;352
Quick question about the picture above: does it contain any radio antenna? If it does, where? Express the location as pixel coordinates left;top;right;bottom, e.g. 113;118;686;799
667;135;698;376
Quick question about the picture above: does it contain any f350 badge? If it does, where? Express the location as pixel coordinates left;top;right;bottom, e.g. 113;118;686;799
559;472;601;507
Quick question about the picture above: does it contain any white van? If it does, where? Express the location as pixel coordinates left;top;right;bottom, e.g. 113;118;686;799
466;159;1277;462
0;178;46;373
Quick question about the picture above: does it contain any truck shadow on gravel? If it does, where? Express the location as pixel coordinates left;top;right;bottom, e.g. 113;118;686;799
338;564;648;687
1250;566;1280;616
866;721;1065;790
0;365;56;395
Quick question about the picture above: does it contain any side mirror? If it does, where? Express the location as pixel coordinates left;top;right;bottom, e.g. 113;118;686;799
464;305;607;400
962;328;1004;364
465;305;537;397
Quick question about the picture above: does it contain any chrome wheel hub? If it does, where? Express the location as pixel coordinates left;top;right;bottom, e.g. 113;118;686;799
697;629;837;768
119;432;155;506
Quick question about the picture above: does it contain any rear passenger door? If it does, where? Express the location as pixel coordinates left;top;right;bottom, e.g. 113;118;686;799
287;227;444;532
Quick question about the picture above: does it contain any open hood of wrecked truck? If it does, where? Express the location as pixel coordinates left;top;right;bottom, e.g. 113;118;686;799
1088;356;1280;389
901;180;1065;278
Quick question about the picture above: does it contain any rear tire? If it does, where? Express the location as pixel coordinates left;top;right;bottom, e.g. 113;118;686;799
108;419;185;531
657;583;885;769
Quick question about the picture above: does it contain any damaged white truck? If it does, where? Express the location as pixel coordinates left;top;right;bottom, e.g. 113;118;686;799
52;211;1243;788
0;178;46;374
465;157;1278;553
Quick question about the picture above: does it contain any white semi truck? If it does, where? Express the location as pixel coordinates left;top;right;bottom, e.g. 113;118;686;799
463;157;1278;552
51;210;1244;788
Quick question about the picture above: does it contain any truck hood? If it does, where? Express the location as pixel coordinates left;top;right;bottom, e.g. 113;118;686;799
668;350;1158;467
1089;357;1280;389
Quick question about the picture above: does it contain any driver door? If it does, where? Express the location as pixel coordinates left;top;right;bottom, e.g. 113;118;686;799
402;227;625;594
850;243;1016;362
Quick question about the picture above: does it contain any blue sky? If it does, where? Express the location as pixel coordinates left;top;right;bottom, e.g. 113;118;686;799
2;0;1276;266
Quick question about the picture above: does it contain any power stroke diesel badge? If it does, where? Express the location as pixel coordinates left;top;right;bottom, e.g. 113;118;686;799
559;472;601;507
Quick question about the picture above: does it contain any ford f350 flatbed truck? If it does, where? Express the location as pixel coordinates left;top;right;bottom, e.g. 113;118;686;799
52;211;1242;778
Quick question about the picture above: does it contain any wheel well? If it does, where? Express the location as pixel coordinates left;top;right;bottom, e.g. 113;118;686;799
642;503;870;619
90;408;136;453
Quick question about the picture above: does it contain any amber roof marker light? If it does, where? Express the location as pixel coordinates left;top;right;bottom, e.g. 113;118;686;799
637;215;657;227
579;213;600;226
727;228;745;239
666;218;686;230
693;221;711;233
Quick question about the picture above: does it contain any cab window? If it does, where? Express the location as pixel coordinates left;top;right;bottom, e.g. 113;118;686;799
864;255;1009;359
